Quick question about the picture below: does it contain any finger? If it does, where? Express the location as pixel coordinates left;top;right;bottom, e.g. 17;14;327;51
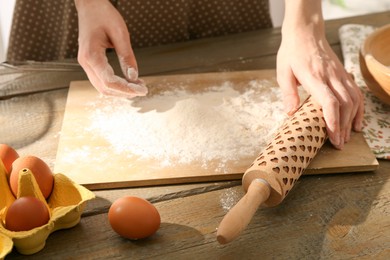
277;67;301;116
343;76;363;140
82;57;137;98
107;26;138;81
328;78;354;144
81;60;108;94
86;49;147;97
345;75;364;132
301;76;342;149
78;47;112;95
353;89;364;132
331;74;364;143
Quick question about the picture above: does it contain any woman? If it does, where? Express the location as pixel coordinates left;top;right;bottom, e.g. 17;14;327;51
8;0;364;150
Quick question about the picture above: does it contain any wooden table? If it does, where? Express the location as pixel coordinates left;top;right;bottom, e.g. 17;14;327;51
1;12;389;259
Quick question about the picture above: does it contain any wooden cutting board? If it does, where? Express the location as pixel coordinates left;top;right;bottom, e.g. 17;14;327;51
54;70;378;190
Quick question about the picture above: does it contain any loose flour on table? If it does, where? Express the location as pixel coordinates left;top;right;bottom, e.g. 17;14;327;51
81;80;307;171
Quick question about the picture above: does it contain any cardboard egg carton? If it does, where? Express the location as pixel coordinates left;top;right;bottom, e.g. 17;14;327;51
0;159;95;258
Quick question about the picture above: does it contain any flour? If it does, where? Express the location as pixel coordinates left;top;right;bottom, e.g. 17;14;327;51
220;187;242;211
84;80;307;170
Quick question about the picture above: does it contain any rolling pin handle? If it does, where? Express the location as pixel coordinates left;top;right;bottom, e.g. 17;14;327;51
216;178;271;244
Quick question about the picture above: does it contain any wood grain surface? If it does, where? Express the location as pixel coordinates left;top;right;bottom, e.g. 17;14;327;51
2;11;389;259
55;71;378;189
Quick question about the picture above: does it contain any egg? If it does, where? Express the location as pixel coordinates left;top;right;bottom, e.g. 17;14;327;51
10;156;54;199
108;196;161;240
0;144;19;175
5;196;50;232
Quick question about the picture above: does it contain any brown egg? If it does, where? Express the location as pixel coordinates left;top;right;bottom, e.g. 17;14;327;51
5;196;50;232
0;144;19;175
108;196;161;240
10;156;54;199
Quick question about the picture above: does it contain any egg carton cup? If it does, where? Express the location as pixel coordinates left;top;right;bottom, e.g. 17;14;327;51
0;160;95;258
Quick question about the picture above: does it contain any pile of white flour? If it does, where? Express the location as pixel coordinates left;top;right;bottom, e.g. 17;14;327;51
85;80;306;169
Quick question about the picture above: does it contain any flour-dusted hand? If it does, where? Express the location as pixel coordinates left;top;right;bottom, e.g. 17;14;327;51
277;0;364;149
75;0;147;98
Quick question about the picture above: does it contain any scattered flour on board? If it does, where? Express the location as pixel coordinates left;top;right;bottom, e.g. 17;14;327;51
82;80;307;170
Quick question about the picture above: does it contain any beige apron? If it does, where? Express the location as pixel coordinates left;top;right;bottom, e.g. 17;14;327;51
7;0;272;61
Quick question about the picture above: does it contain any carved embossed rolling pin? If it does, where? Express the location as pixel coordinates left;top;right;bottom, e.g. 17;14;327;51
217;96;328;244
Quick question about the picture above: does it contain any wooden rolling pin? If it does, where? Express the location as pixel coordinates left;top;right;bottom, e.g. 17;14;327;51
217;96;327;244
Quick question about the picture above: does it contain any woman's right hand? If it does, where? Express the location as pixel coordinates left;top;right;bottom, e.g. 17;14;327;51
276;0;364;150
75;0;147;98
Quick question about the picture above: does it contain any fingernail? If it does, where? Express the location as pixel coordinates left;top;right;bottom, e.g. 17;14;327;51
333;133;341;147
285;103;296;115
127;67;138;81
354;121;362;132
339;136;345;150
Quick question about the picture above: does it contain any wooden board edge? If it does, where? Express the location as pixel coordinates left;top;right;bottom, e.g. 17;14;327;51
80;159;380;190
81;173;244;190
304;163;379;175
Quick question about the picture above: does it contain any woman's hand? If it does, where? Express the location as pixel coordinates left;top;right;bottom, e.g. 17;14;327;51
75;0;147;98
277;0;363;149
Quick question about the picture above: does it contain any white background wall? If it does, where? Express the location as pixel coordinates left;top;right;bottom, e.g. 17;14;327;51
269;0;285;28
0;0;16;62
1;0;390;62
